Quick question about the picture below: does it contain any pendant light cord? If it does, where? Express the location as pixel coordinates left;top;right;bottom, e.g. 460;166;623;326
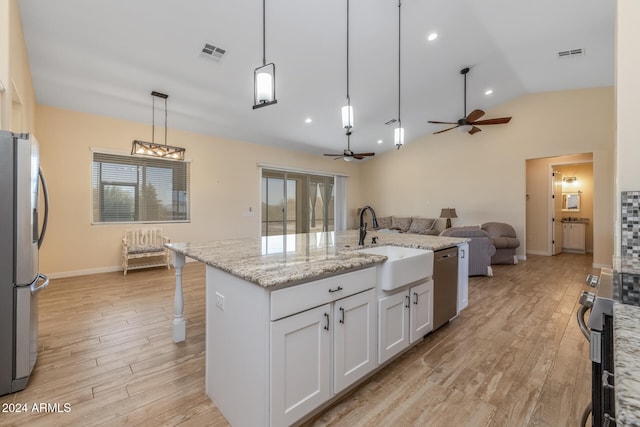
397;0;401;129
346;0;350;109
262;0;266;66
151;92;168;146
152;94;155;144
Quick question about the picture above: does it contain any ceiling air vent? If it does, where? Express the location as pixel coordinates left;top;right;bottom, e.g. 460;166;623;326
201;43;227;62
558;48;584;58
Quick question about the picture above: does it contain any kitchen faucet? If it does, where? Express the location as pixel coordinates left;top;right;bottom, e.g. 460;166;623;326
358;206;379;246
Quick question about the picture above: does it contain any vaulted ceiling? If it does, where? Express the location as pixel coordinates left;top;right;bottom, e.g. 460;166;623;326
18;0;614;156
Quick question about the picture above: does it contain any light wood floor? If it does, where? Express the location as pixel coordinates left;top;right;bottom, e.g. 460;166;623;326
0;254;597;427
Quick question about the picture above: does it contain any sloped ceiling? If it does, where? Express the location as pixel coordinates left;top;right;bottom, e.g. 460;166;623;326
18;0;614;156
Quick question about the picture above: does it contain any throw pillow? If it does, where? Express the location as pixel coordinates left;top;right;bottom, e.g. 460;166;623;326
409;217;435;234
391;216;412;232
374;216;392;230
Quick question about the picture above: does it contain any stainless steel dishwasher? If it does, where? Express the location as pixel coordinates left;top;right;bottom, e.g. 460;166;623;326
433;246;458;330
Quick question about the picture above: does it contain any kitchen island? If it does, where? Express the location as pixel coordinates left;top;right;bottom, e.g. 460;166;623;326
165;229;467;426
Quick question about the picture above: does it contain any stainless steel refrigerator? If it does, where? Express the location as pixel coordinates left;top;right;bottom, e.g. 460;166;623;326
0;131;49;396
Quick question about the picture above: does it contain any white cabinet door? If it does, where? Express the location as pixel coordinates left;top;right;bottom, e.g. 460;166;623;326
562;223;586;252
378;291;409;364
409;280;434;343
270;304;331;427
333;289;376;393
457;243;469;313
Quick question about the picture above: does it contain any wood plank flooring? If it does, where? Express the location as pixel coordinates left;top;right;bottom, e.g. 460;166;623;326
0;254;597;426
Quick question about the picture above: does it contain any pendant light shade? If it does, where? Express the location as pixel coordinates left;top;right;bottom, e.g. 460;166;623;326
394;127;404;147
131;91;185;161
252;0;277;109
254;63;276;106
342;104;354;130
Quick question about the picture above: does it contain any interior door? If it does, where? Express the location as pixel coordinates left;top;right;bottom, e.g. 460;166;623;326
552;170;563;255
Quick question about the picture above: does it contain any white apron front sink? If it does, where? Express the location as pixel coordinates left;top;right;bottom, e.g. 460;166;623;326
357;246;433;290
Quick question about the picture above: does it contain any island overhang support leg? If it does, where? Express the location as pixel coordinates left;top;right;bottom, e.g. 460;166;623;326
172;252;186;343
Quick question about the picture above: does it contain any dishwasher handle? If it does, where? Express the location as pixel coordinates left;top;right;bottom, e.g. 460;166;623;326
436;252;457;261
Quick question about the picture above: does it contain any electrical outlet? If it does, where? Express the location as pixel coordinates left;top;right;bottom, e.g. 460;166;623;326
215;292;225;310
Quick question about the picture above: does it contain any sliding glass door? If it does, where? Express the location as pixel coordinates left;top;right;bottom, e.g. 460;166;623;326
261;169;335;236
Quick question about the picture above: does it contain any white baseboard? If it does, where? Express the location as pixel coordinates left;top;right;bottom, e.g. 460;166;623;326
593;262;613;269
45;265;122;279
526;250;549;256
44;258;197;279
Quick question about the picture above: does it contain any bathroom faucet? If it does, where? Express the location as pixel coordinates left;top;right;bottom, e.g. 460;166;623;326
358;206;379;246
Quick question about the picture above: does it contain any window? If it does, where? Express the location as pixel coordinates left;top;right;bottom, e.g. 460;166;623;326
261;169;335;236
92;152;189;224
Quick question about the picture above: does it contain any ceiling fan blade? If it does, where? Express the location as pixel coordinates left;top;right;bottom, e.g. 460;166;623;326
469;126;482;135
323;154;343;157
428;120;458;125
470;117;512;125
433;125;459;135
466;109;485;122
353;152;375;157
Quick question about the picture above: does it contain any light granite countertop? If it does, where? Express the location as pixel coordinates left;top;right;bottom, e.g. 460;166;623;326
614;302;640;426
166;229;466;288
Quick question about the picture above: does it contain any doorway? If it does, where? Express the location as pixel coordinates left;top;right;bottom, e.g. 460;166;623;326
525;153;594;256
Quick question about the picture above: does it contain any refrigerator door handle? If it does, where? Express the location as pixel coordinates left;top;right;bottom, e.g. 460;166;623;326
37;167;49;249
30;274;49;295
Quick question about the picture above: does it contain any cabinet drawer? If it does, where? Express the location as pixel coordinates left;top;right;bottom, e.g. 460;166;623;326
270;267;376;321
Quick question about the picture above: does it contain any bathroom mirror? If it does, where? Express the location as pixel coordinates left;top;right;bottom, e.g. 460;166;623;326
562;193;581;212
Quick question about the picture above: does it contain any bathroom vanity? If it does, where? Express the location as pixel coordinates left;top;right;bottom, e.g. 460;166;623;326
166;230;468;426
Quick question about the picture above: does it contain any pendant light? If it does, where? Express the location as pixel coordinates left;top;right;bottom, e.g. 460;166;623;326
394;0;404;149
342;0;354;132
132;91;185;160
253;0;277;109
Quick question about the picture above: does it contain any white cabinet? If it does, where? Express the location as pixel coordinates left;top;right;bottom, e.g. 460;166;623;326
409;280;434;343
378;279;433;364
333;289;376;393
457;243;469;313
270;272;376;427
270;304;332;427
562;222;586;253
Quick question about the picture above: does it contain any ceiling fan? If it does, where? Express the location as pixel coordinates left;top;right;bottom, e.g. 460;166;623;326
323;133;375;161
429;67;512;135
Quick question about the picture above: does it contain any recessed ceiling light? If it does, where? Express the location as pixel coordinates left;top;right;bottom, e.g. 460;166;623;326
484;89;493;96
427;33;438;42
377;139;383;144
304;118;312;123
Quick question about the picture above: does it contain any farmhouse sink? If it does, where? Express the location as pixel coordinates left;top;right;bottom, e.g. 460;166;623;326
357;246;434;290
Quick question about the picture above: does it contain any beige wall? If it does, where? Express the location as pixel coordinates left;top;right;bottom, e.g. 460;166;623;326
360;87;615;267
1;0;36;132
36;105;365;277
615;0;640;254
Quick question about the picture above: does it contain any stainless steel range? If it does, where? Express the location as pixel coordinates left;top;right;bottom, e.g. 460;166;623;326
578;269;615;426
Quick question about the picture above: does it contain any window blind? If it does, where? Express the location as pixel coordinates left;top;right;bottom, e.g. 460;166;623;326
92;152;190;223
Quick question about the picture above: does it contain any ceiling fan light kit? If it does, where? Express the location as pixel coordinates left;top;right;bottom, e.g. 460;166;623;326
428;67;512;135
252;0;277;109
